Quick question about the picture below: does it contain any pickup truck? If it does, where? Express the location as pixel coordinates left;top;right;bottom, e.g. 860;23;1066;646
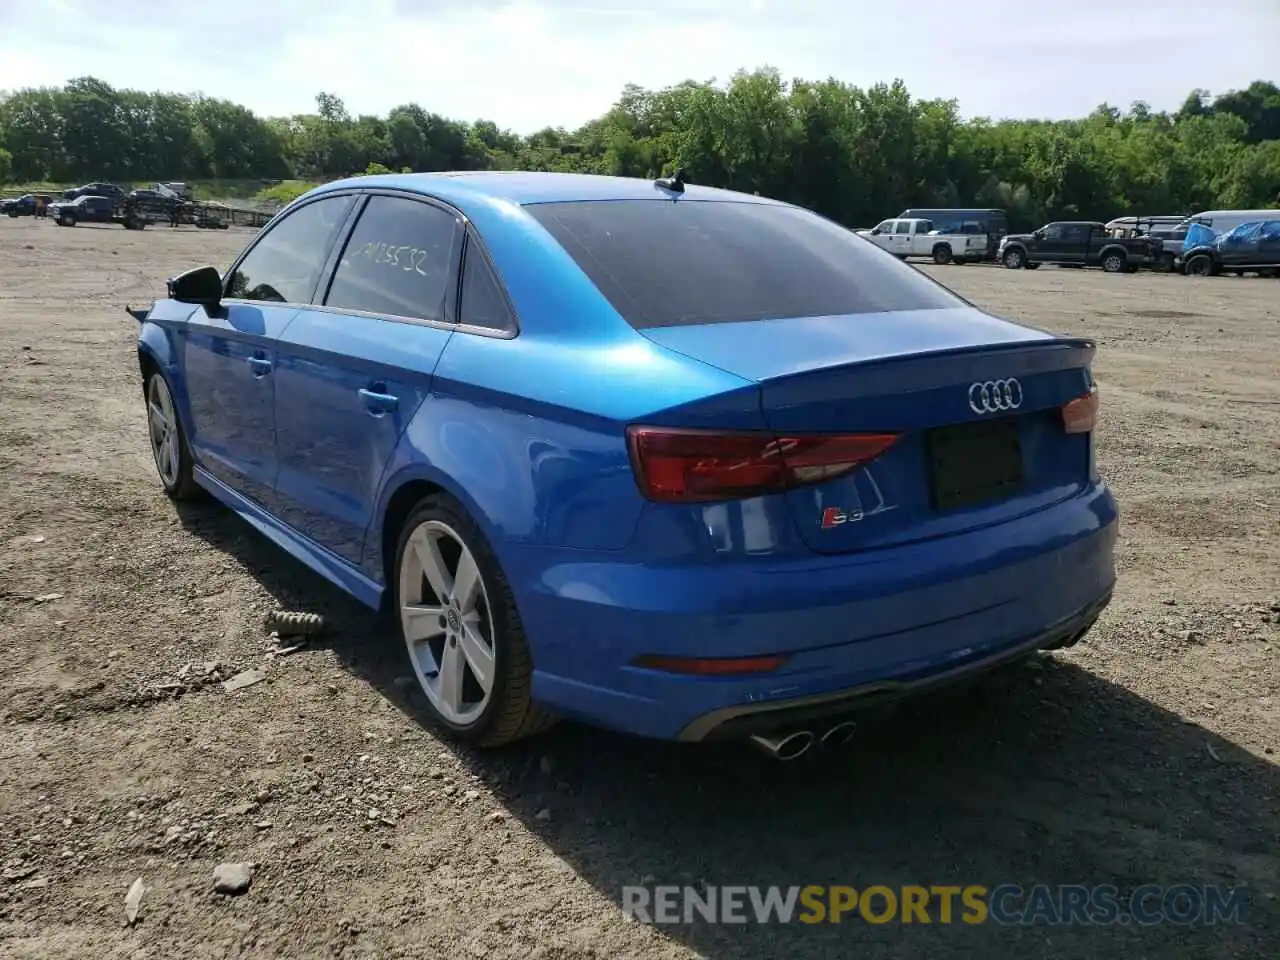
857;217;988;264
48;194;117;226
1;193;54;217
998;221;1161;273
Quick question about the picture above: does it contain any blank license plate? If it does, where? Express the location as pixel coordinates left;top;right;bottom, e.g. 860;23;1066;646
926;418;1024;510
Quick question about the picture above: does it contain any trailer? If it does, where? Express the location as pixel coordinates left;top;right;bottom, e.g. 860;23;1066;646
106;196;273;230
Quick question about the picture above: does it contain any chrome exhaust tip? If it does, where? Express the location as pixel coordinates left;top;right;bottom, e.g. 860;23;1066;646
748;730;815;761
820;720;857;748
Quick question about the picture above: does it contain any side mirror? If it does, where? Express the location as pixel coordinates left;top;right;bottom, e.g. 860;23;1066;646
1033;230;1045;240
869;228;880;236
168;265;222;307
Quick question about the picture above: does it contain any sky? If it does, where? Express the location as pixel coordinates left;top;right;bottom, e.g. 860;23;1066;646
0;0;1276;133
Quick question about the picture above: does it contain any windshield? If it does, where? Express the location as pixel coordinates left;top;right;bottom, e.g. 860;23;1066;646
525;199;964;329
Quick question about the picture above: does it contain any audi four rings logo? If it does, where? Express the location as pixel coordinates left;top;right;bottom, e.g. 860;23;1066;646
968;378;1023;414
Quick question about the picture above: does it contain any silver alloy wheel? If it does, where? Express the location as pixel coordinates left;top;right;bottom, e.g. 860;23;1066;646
147;375;181;487
1103;253;1124;273
399;519;496;726
1005;249;1023;268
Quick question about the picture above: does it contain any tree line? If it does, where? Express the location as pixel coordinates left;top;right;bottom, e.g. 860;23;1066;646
1;72;1277;230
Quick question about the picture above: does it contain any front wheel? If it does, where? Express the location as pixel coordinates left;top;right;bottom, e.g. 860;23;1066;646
393;494;557;747
144;370;201;500
1184;254;1213;277
1002;247;1025;269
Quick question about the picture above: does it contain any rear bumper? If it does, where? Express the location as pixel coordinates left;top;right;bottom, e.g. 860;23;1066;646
514;482;1118;741
679;588;1110;740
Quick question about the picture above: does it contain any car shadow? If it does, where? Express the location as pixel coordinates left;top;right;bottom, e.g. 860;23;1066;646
174;499;1278;958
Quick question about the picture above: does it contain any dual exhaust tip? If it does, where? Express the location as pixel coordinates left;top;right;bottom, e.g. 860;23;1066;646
748;720;857;761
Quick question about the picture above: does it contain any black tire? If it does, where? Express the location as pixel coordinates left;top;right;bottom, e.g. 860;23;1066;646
1184;254;1213;277
60;213;75;227
1002;247;1025;269
143;369;201;500
931;243;953;265
1101;250;1127;273
392;492;557;747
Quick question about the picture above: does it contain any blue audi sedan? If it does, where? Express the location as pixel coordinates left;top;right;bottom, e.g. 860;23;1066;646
134;171;1117;758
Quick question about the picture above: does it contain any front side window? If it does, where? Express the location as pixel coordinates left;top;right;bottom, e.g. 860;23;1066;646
325;196;460;322
226;194;355;304
1043;224;1065;240
525;199;964;329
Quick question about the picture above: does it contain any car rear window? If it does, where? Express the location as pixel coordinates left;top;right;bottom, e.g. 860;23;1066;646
525;199;963;329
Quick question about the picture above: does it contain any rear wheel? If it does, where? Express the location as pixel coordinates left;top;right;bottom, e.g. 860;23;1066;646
1101;251;1127;273
393;493;557;747
931;244;953;265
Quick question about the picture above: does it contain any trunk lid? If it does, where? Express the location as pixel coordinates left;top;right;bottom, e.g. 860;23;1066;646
641;308;1096;554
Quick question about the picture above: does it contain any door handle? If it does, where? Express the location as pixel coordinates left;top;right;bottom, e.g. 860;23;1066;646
358;387;399;414
247;356;272;377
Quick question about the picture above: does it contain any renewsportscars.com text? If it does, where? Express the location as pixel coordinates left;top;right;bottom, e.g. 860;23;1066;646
622;884;1248;926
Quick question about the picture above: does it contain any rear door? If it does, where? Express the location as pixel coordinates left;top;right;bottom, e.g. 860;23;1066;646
1061;223;1091;264
181;192;357;505
269;192;463;564
910;219;934;256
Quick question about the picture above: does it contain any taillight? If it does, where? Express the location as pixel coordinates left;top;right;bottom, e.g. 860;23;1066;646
626;426;899;503
1061;386;1099;434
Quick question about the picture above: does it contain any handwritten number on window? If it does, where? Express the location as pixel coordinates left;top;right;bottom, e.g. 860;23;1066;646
357;241;432;277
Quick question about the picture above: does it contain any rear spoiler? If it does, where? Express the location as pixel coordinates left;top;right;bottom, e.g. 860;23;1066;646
125;304;150;323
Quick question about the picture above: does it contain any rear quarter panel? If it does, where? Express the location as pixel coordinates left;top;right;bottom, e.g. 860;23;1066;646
359;325;760;582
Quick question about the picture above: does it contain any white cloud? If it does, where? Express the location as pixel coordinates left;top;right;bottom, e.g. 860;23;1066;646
1;0;1276;132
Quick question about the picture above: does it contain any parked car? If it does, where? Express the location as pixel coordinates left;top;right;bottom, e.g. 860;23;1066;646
1;193;54;217
1180;219;1280;278
132;172;1117;756
898;207;1009;259
857;217;988;264
48;194;116;226
62;182;125;201
1177;208;1280;237
999;221;1161;272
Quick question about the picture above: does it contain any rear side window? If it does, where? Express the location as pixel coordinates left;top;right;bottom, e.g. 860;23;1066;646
458;241;515;331
526;200;962;329
226;194;355;304
326;196;460;322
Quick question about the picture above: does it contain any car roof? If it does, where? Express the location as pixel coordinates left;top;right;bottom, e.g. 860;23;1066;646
307;171;786;209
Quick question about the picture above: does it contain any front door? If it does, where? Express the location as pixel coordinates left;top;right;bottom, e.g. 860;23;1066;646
182;192;357;505
271;193;463;565
890;219;913;256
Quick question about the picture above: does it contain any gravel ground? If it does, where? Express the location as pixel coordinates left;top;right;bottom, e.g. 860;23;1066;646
0;219;1276;959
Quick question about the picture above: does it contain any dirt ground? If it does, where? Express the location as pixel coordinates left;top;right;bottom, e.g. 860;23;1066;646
1;218;1276;959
